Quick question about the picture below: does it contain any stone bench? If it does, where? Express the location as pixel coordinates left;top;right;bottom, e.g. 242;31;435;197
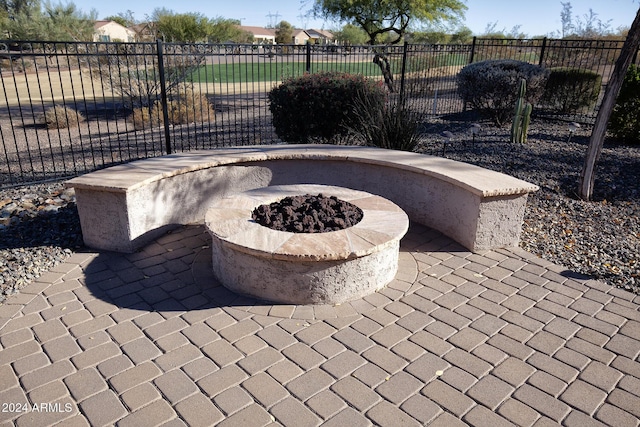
66;144;539;253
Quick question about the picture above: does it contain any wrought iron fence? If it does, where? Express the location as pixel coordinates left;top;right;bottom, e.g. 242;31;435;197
0;37;636;187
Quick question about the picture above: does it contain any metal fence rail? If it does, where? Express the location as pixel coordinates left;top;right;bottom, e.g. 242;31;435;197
0;37;636;187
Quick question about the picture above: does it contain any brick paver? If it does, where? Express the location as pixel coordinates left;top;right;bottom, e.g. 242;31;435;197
1;224;639;426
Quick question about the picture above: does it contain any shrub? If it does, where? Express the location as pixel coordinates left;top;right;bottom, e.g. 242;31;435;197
129;101;163;130
43;105;85;129
166;88;213;125
348;94;421;151
127;88;213;130
91;45;206;109
540;68;602;114
609;64;640;145
268;71;387;143
457;60;549;126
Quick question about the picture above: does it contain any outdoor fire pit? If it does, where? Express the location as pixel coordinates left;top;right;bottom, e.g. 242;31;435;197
204;184;409;304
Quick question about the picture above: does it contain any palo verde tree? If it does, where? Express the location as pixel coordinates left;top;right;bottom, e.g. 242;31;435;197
310;0;466;45
0;0;96;40
43;1;96;41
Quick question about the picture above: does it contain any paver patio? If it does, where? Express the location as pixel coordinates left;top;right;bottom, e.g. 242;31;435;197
1;223;639;426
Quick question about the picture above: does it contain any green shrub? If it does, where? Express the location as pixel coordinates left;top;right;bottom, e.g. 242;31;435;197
609;64;640;145
268;71;387;143
348;94;421;151
457;60;549;126
43;105;85;129
540;68;602;114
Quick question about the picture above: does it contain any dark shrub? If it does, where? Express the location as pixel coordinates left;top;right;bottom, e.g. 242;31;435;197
457;60;549;126
609;64;640;145
348;94;421;152
268;71;387;143
540;67;602;114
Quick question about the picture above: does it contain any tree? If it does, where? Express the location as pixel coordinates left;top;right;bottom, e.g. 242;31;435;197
274;20;294;44
152;9;212;42
449;26;472;43
333;23;368;45
0;0;43;39
0;0;96;40
0;0;40;19
104;10;136;28
311;0;466;45
43;1;96;41
407;29;448;44
558;2;613;38
579;6;640;200
208;17;253;43
560;2;573;38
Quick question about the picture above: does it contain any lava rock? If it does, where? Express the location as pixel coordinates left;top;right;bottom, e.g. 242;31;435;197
252;194;364;233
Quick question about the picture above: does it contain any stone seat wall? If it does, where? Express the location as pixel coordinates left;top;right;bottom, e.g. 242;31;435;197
66;145;539;253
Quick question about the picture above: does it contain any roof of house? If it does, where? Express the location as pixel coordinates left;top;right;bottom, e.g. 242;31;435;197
129;22;155;33
306;29;334;39
239;26;276;37
94;21;112;30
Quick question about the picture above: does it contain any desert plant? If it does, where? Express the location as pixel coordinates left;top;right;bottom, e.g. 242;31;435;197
540;67;602;114
90;43;206;109
268;71;387;144
166;87;213;125
510;79;533;143
609;64;640;145
127;88;213;130
43;105;85;129
348;94;421;151
128;101;164;130
457;59;549;126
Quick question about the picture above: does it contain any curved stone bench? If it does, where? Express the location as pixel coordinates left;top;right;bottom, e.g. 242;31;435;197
66;144;539;253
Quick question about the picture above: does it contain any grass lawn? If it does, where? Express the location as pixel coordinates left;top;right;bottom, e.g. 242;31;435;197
190;61;384;83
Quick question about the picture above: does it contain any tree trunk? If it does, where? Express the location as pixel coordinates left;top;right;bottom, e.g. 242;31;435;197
579;7;640;200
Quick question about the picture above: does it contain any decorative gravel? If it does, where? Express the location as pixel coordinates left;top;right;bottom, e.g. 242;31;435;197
419;118;639;293
0;118;638;304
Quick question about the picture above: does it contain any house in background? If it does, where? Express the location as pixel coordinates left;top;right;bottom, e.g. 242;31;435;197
93;21;136;42
306;29;335;45
238;26;276;44
129;22;157;42
238;26;335;45
292;29;310;45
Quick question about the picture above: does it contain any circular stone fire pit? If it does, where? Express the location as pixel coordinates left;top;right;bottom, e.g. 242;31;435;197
204;184;409;305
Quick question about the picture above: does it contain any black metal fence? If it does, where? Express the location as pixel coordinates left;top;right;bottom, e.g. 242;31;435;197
0;37;635;187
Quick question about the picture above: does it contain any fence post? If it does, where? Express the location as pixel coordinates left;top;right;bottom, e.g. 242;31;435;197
539;37;548;66
156;39;172;155
306;41;311;73
469;36;477;64
399;42;408;107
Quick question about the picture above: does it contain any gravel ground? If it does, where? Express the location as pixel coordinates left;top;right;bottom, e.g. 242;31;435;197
1;118;639;304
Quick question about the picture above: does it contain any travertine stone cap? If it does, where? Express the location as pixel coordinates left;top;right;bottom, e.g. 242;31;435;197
205;184;409;261
66;145;539;198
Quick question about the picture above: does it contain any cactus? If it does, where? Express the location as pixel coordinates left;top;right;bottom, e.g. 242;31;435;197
510;78;533;143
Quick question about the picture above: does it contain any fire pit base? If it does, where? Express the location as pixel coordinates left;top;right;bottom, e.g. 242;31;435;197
204;185;409;305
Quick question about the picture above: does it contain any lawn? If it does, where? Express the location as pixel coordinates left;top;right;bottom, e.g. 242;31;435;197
190;61;384;84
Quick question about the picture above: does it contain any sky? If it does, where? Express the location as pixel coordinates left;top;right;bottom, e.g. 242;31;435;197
79;0;640;37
